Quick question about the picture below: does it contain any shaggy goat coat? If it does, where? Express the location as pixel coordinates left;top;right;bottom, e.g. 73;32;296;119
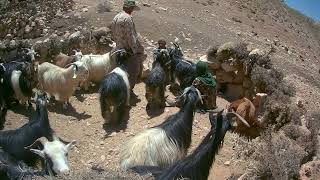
131;111;233;180
120;88;201;169
79;52;116;90
38;62;87;102
99;67;130;123
145;62;166;108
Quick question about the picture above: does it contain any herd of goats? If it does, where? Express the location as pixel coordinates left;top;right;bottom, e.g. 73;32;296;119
0;42;268;179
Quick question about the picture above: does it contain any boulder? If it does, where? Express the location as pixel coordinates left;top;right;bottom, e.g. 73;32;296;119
224;84;244;101
92;27;111;40
216;70;235;84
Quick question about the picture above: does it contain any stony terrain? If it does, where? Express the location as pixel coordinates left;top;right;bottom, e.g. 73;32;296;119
1;0;320;179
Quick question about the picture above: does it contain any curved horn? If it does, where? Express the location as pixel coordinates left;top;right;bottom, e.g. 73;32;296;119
110;49;126;57
65;63;78;71
24;137;49;149
194;87;203;105
207;107;224;114
0;63;5;71
226;112;250;127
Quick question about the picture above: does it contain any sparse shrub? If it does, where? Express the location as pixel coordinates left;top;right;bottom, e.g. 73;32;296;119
235;129;306;179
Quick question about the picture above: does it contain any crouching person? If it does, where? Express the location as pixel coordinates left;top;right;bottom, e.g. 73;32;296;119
192;61;217;111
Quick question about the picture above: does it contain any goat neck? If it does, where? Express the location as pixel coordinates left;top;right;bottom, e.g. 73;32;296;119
158;115;230;180
158;92;198;151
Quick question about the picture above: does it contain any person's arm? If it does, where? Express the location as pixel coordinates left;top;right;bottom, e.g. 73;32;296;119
125;18;142;54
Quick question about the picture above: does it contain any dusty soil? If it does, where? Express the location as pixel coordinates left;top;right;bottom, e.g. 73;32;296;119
2;0;320;179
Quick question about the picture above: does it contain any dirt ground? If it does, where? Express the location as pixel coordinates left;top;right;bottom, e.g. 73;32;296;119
5;83;241;179
2;0;320;179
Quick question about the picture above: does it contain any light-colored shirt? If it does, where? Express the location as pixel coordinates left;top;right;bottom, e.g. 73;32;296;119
110;11;143;54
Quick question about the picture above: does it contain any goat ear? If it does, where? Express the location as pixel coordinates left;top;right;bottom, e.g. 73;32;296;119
30;149;45;158
66;140;77;151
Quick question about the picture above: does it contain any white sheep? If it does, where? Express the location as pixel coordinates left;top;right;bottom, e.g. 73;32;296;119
77;51;118;90
37;61;89;109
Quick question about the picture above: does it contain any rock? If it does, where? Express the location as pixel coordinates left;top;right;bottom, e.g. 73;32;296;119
224;161;231;166
100;155;106;162
224;84;244;101
299;160;320;179
31;21;36;27
249;48;265;56
216;70;235;83
92;27;111;40
69;31;81;41
157;7;168;11
232;70;245;84
24;25;32;34
82;8;89;12
296;99;304;108
9;40;16;49
109;132;117;137
231;17;242;23
242;77;252;88
56;9;63;17
97;1;112;13
185;37;192;42
221;62;237;72
143;3;151;7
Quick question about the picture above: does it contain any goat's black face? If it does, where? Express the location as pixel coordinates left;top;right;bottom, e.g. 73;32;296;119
116;49;129;66
169;43;183;59
35;92;48;107
209;112;232;133
177;86;202;107
156;49;171;67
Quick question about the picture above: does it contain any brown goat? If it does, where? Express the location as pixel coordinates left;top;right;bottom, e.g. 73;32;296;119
228;93;267;138
53;51;81;68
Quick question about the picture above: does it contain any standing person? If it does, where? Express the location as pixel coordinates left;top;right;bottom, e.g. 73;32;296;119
110;0;145;92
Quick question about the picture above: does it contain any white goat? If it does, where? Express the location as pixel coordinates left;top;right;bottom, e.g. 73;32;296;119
77;51;117;90
37;61;89;109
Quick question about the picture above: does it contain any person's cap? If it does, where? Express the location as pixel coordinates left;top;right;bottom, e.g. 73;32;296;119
123;0;140;11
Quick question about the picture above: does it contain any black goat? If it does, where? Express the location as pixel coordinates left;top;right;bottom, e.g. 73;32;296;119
99;49;130;125
120;86;203;169
0;92;77;175
145;49;171;110
2;61;37;108
131;109;250;180
169;43;197;91
0;148;44;180
0;92;53;165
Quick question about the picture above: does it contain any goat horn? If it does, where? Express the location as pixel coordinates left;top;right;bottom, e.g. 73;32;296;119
195;88;203;105
0;64;5;71
24;137;49;149
226;112;250;127
65;63;78;70
207;107;224;114
110;49;125;57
